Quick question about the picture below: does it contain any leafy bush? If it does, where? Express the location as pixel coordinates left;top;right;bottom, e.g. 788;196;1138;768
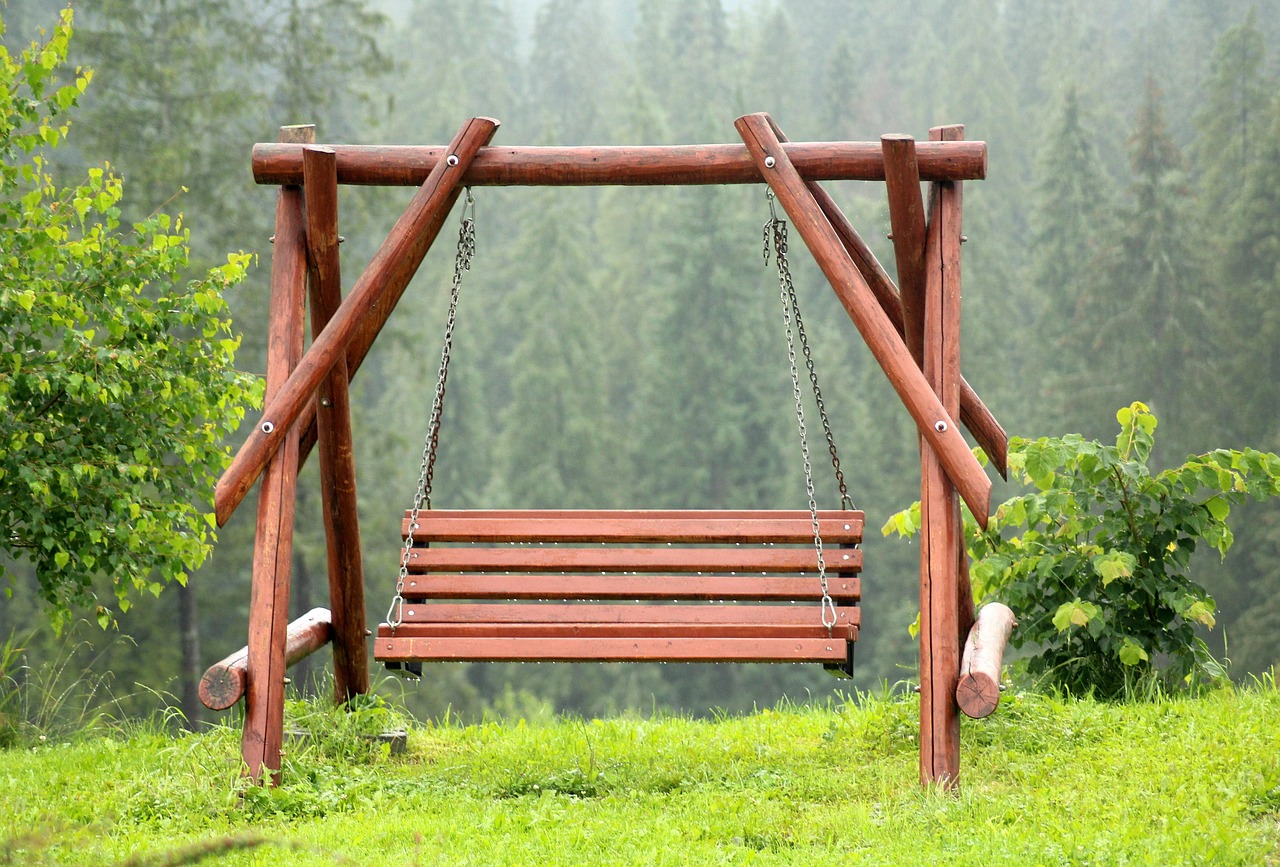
0;10;261;629
886;402;1280;698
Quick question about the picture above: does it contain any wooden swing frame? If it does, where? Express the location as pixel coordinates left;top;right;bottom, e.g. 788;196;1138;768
206;113;1014;789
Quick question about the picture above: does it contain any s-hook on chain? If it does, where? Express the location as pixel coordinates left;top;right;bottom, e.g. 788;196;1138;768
763;189;853;635
388;189;476;631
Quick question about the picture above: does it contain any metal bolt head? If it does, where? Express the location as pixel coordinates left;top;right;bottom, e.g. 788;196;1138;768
764;155;777;168
934;420;948;433
446;154;460;167
261;421;275;434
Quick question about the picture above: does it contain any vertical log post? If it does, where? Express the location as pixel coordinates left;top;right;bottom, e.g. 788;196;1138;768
301;146;370;704
930;125;977;649
881;134;927;367
918;123;967;789
242;124;313;785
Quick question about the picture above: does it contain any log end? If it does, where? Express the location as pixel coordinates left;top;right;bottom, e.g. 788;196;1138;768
198;664;246;712
956;672;1000;719
956;602;1016;719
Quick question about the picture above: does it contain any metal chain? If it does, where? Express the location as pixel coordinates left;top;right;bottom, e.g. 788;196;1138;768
388;189;476;631
788;265;854;512
764;192;837;634
763;196;853;511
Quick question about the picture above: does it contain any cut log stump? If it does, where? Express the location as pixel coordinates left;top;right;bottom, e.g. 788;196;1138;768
956;602;1016;719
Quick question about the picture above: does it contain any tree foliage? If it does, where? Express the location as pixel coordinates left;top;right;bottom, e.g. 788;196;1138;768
889;403;1280;698
0;10;260;630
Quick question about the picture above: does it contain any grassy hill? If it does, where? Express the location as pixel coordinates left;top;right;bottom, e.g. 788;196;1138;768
2;682;1279;865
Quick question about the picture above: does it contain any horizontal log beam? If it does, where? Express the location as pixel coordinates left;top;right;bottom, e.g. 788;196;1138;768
251;140;987;187
199;608;333;711
956;602;1016;719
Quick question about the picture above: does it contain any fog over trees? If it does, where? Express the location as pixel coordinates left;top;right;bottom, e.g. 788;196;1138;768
4;0;1280;722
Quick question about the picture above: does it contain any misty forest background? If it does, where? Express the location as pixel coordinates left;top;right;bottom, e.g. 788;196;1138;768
4;0;1280;727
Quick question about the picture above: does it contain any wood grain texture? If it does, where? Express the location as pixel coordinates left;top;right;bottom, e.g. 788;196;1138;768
397;574;861;602
957;602;1016;719
200;608;333;712
242;125;311;785
882;134;928;367
302;145;369;703
735;113;990;524
375;508;859;666
404;509;864;544
918;124;966;789
252;140;988;187
215;117;500;527
375;636;853;663
390;603;860;627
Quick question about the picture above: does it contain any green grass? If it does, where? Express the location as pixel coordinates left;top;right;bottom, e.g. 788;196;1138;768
2;684;1279;865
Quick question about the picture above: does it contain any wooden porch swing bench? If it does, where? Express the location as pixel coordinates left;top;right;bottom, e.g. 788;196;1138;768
206;112;1017;790
376;509;863;672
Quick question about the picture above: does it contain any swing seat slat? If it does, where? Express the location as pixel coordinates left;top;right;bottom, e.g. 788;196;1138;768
395;574;861;601
375;509;862;668
377;636;853;664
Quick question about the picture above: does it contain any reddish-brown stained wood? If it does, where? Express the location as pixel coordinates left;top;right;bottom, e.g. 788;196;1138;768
302;145;369;704
404;509;863;544
957;602;1015;719
406;545;862;575
271;151;1002;487
930;126;977;646
918;124;966;789
215;117;500;527
252;140;988;187
736;113;990;524
243;125;311;786
882;134;928;367
375;635;852;663
760;117;1006;480
376;503;860;667
399;574;861;602
383;623;858;640
805;180;1008;479
393;603;860;627
957;532;976;650
200;608;333;712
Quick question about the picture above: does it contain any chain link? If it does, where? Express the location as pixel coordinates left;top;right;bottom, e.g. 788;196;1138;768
388;189;475;631
764;190;853;634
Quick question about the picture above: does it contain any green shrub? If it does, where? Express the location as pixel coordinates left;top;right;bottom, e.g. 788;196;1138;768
885;402;1280;698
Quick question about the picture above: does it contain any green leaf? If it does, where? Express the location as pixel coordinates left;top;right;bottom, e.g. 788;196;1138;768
1118;638;1149;666
1092;551;1136;586
1052;599;1099;632
1184;600;1217;629
1205;496;1230;521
